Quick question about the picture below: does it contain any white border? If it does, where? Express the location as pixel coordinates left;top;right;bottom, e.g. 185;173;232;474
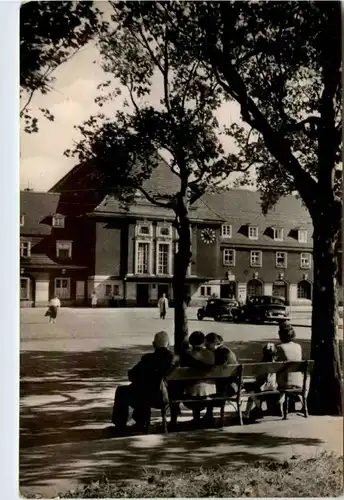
0;2;20;499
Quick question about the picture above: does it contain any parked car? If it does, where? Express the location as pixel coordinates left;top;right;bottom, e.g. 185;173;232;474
197;298;239;322
232;295;288;324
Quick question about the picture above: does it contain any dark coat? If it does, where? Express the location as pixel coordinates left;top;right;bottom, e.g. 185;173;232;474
215;345;238;366
128;347;175;407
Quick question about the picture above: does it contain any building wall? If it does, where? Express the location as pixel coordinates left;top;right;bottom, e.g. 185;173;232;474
94;220;122;277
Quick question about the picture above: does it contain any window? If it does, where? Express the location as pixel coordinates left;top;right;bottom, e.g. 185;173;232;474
298;230;308;243
248;226;258;240
247;279;263;297
157;225;171;237
223;248;236;266
273;228;284;241
297;280;312;299
272;282;287;300
301;252;311;269
20;277;30;300
56;241;72;259
20;241;31;257
137;242;149;274
105;284;120;296
206;286;212;296
20;215;25;227
250;250;262;267
55;278;71;299
276;251;287;268
221;224;232;238
200;286;205;296
52;214;65;228
137;224;152;236
157;243;170;274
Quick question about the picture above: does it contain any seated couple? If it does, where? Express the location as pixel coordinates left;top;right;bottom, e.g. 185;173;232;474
244;322;303;422
175;331;238;426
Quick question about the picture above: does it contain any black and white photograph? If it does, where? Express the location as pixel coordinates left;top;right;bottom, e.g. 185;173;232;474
19;1;343;497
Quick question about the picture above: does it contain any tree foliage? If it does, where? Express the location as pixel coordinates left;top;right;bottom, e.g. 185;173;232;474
20;1;105;132
67;1;251;349
140;0;342;414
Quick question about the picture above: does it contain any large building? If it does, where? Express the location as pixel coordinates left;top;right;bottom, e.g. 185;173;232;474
20;160;318;307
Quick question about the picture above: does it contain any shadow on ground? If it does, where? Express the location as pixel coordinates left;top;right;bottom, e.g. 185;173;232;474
20;426;325;491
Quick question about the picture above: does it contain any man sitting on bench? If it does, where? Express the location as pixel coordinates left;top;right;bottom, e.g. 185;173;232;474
111;331;175;433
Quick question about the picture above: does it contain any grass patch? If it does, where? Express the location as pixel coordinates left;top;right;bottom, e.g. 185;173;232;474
60;452;343;498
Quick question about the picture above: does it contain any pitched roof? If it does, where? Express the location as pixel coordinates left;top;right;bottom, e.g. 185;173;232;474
20;191;61;235
20;191;93;235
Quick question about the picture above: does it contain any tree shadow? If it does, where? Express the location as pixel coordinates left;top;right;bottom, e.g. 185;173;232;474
20;424;326;494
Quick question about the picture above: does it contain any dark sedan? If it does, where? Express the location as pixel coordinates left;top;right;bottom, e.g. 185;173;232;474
197;298;239;322
232;295;288;324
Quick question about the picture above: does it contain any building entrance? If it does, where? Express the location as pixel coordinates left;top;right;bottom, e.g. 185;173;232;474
157;284;169;300
136;284;150;306
220;281;237;298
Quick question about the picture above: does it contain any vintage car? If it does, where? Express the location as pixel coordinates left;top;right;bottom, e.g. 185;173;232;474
197;298;239;322
232;295;288;324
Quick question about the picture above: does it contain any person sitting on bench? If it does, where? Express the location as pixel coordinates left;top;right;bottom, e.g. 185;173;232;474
181;331;216;426
202;333;239;424
244;342;278;422
276;322;303;413
111;331;175;432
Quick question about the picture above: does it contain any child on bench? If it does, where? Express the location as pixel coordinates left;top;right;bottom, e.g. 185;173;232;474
244;343;278;422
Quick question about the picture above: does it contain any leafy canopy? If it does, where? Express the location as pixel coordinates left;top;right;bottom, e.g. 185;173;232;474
20;1;105;133
67;1;248;210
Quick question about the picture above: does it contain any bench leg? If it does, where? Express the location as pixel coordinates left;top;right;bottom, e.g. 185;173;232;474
161;406;168;434
302;396;309;418
220;404;225;427
283;394;289;420
237;401;243;426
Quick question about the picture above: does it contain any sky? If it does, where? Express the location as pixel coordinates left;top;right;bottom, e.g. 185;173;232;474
20;33;243;192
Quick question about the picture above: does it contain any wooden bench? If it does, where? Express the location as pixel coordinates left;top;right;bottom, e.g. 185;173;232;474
160;360;314;433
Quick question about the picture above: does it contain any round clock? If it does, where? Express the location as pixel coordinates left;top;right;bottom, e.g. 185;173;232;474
201;227;216;244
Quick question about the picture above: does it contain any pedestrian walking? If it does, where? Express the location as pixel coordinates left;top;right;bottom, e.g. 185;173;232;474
158;293;169;319
45;295;61;324
91;290;98;308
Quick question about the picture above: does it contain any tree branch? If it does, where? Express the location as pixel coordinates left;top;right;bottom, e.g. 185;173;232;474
138;186;173;208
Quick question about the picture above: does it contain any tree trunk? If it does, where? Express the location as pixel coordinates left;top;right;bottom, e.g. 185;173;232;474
173;202;192;354
307;215;343;415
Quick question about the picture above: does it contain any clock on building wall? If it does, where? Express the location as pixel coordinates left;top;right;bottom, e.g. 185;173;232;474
201;227;216;244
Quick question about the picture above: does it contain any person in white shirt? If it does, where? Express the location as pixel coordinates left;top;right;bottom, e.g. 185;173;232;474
46;296;61;324
158;293;169;319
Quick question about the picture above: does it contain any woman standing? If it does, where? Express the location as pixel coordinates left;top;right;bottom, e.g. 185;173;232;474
91;290;98;308
46;295;61;324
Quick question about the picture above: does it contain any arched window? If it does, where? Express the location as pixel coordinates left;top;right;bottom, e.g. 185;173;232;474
297;280;312;300
247;279;263;297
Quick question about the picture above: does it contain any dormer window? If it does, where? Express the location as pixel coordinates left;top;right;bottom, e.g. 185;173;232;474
221;224;232;238
298;230;307;243
56;240;72;259
52;214;65;228
248;226;258;240
273;228;284;241
20;215;25;227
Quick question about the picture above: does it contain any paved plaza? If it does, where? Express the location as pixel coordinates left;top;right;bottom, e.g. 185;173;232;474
19;307;342;497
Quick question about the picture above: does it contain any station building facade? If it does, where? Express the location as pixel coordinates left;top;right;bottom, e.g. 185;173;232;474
20;160;332;308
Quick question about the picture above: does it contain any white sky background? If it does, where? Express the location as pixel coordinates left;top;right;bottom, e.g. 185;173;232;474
20;12;245;192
